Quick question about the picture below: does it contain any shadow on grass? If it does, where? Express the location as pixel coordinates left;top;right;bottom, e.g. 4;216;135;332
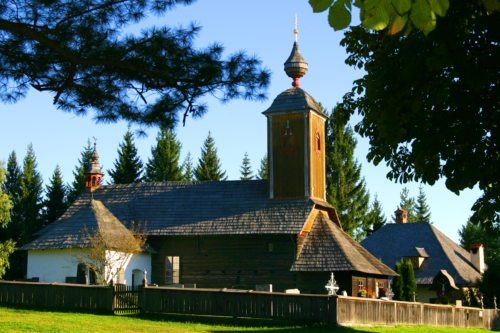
125;313;372;333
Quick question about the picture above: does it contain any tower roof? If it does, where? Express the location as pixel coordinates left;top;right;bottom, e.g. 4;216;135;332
262;87;326;117
85;142;103;176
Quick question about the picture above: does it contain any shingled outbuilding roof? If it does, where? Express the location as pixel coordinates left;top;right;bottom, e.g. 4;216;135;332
23;199;137;250
360;223;481;285
291;214;397;276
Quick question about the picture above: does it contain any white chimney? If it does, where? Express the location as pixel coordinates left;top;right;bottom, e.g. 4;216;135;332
470;244;485;274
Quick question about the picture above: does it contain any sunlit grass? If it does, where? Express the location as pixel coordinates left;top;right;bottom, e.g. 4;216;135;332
0;306;491;333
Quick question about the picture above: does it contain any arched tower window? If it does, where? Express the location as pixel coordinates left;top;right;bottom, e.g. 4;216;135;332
315;131;321;152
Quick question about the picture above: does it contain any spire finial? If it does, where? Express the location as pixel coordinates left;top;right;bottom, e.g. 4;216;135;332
284;16;308;88
294;14;298;42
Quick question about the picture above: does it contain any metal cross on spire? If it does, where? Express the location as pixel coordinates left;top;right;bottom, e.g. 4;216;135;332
294;14;298;42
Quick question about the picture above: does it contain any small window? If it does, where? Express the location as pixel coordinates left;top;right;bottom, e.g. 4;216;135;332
165;256;180;284
315;132;321;151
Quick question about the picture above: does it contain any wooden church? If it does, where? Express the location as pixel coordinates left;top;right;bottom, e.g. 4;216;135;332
23;31;396;296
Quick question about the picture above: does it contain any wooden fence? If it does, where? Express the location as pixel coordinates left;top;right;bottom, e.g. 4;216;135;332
336;296;500;330
0;280;114;313
0;281;499;330
140;286;335;323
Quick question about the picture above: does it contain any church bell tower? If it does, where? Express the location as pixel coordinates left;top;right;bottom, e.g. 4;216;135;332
263;21;327;201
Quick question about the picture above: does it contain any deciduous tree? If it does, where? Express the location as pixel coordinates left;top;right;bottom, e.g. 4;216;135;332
108;129;143;184
340;1;499;228
0;0;269;127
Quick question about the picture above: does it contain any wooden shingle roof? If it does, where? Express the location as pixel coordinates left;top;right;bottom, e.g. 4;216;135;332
360;223;482;285
24;180;316;250
291;214;397;276
262;88;326;117
22;200;136;250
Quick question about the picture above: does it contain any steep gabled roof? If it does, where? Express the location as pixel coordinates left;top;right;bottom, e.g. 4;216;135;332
26;181;315;250
360;223;481;286
22;200;136;250
291;214;397;276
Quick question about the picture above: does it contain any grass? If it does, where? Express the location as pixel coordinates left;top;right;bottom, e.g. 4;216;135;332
0;306;492;333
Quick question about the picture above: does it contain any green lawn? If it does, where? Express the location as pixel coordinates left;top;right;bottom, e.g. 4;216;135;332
0;306;491;333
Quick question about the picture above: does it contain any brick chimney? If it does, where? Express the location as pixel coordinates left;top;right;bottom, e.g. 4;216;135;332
394;208;408;224
470;244;485;274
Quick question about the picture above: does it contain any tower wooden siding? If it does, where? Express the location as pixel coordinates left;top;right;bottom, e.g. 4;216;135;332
309;112;326;201
271;113;306;199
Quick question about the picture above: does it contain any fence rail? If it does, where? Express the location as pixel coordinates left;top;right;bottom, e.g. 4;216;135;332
140;286;335;323
0;281;498;330
0;280;114;313
336;296;499;330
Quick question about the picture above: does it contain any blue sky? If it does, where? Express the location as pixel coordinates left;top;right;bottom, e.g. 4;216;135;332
0;0;480;242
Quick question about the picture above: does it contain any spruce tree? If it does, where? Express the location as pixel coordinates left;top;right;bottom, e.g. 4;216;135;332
365;195;387;236
19;144;44;244
195;132;226;181
401;259;417;301
326;104;370;239
0;162;15;279
415;185;432;223
108;129;143;184
43;165;68;225
239;153;253;180
182;153;194;181
145;129;183;181
394;187;417;223
67;140;93;204
2;152;22;241
257;154;268;180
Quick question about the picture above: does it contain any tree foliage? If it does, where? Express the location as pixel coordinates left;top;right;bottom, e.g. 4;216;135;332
109;129;143;184
239;153;253;180
257;154;268;180
392;261;404;301
401;259;417;301
43;165;68;225
194;132;226;181
78;220;147;285
0;162;16;279
415;185;432;223
365;195;387;235
19;144;44;244
340;1;499;228
326;105;370;239
67;140;93;204
459;220;500;263
145;129;183;182
1;152;21;241
0;0;270;127
182;152;194;181
394;187;416;223
309;0;497;35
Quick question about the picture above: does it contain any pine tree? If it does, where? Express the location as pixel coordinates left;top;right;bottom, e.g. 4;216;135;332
415;185;432;223
67;140;93;204
43;165;68;225
257;154;268;180
1;152;22;241
394;187;417;223
0;162;15;279
195;132;227;181
239;153;253;180
392;261;404;301
108;129;143;184
365;195;387;236
19;144;44;244
182;153;194;181
401;259;417;301
145;129;183;182
326;104;370;239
